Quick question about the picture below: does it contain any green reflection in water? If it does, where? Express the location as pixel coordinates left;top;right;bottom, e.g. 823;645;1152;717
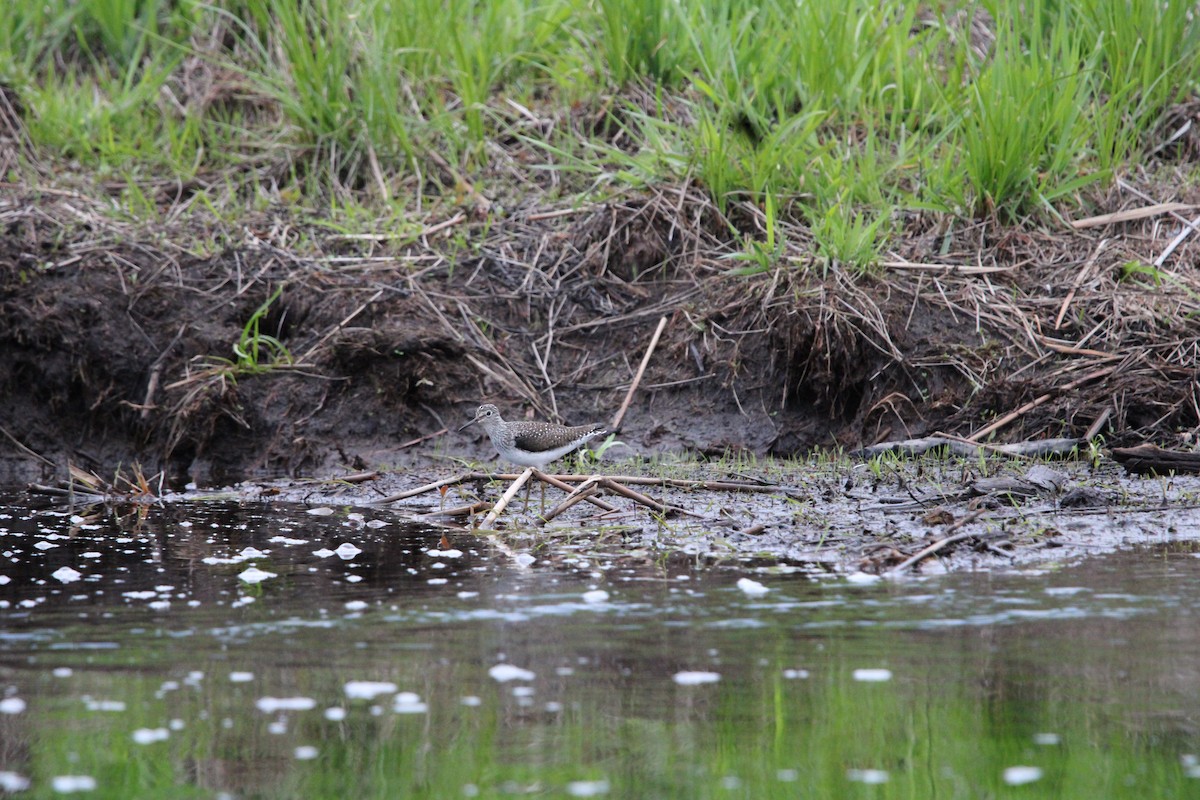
0;501;1197;798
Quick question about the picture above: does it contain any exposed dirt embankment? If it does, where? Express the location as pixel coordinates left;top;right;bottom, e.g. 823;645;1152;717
1;186;1198;485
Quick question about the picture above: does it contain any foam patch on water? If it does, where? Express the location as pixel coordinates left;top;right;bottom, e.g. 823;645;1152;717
345;681;397;700
256;697;317;713
393;692;428;713
335;543;362;559
0;698;26;714
132;728;170;744
566;779;610;796
51;566;82;583
1003;766;1043;785
847;768;889;784
238;567;277;584
736;578;769;596
672;671;720;685
852;669;892;682
51;775;97;793
489;664;535;682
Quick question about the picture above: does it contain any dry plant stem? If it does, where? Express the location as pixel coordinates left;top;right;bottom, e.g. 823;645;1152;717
1155;212;1200;267
420;501;492;519
395;428;449;452
537;477;603;525
525;473;804;498
300;288;384;362
532;469;618;513
886;510;989;575
1054;238;1108;330
967;365;1117;442
611;315;668;431
1085;407;1112;440
599;478;700;518
376;473;483;504
480;467;534;528
1070;202;1199;229
0;424;55;467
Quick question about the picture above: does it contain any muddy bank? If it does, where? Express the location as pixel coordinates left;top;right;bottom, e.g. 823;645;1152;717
54;455;1187;575
2;188;1199;487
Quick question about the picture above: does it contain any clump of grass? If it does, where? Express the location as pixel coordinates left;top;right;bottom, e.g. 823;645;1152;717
5;0;1200;264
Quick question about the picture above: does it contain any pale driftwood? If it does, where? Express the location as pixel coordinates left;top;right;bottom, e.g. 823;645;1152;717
611;315;667;431
376;473;486;504
480;467;534;528
854;436;1082;460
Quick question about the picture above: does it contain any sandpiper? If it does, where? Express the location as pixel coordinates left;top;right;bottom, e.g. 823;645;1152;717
458;403;606;469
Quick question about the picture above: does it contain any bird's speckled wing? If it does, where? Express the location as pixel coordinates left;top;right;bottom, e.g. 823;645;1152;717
509;421;605;452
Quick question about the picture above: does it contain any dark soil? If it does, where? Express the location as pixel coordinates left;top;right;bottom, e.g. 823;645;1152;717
2;183;1199;488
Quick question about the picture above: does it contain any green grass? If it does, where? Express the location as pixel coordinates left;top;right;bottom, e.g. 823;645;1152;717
2;0;1198;271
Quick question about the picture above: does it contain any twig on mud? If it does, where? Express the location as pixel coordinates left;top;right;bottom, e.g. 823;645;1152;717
855;434;1082;460
527;206;599;221
886;509;988;575
420;212;467;239
394;427;448;452
1084;407;1111;441
538;476;603;525
299;288;384;362
1053;238;1108;330
376;473;480;504
0;424;55;467
480;467;534;528
612;315;668;431
967;365;1118;442
531;469;618;513
600;478;701;518
1069;202;1199;229
879;260;1017;274
1154;212;1200;267
419;501;492;519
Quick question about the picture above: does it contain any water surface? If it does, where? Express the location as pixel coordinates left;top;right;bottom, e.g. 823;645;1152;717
1;497;1198;798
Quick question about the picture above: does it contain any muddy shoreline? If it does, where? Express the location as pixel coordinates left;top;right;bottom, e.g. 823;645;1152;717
75;454;1191;575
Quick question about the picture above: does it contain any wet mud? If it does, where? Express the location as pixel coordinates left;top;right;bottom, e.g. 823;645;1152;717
124;455;1200;575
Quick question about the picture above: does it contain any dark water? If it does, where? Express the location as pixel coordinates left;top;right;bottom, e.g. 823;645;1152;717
1;496;1198;798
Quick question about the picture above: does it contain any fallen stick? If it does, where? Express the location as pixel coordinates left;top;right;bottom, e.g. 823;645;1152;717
967;365;1116;442
600;478;701;518
394;427;449;452
1070;202;1198;229
376;473;485;503
521;473;803;496
375;470;800;507
611;315;668;431
886;510;988;575
1084;407;1111;441
538;477;603;525
419;501;492;519
1112;443;1200;475
480;468;534;528
531;469;618;512
854;436;1082;460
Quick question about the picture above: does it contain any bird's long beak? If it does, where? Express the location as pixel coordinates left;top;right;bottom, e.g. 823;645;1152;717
458;416;479;432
